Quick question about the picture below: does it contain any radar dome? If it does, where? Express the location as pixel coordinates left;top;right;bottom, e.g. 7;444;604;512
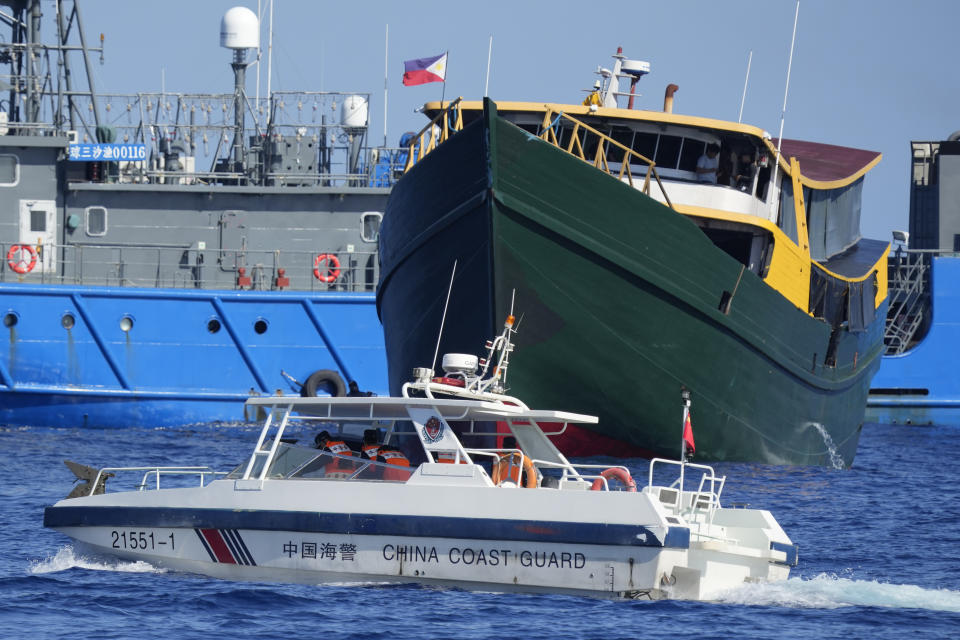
220;7;259;50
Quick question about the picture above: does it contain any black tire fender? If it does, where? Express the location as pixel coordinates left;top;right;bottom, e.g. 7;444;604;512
300;369;346;397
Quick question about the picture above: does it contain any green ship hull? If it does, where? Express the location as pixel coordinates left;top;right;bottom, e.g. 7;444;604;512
378;102;885;466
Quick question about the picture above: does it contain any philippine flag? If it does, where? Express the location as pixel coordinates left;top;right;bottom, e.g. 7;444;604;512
403;52;448;86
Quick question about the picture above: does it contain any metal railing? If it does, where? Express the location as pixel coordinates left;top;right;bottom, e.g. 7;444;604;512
403;98;464;171
885;249;932;354
86;466;227;496
537;108;676;210
646;458;726;525
1;242;379;292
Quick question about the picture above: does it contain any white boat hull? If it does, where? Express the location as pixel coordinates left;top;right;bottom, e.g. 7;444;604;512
55;523;782;599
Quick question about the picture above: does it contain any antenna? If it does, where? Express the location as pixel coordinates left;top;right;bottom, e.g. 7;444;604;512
771;1;800;192
738;50;752;124
431;260;458;373
484;36;493;97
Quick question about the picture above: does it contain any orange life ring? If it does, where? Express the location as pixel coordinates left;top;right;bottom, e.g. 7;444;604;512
492;452;537;488
7;244;37;274
313;253;341;283
590;467;637;492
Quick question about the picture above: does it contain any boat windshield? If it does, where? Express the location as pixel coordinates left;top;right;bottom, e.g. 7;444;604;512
227;442;413;482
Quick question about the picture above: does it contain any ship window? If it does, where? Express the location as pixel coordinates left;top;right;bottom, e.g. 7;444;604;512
655;135;683;169
361;212;382;243
30;210;46;232
632;132;658;162
254;318;268;334
0;155;18;186
606;126;634;162
85;206;107;236
679;139;705;172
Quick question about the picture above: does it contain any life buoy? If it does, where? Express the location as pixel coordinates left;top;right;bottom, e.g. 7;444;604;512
492;452;538;488
590;467;637;492
313;253;341;283
7;244;37;274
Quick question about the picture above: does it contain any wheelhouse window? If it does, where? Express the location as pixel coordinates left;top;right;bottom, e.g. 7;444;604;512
654;135;683;169
361;211;382;243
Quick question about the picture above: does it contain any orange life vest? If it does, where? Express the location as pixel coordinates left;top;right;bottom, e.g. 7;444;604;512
378;447;411;481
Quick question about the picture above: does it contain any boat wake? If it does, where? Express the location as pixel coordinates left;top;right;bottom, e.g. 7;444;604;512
715;573;960;612
28;546;165;575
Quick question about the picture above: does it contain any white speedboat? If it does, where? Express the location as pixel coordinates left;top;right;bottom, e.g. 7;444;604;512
44;315;797;600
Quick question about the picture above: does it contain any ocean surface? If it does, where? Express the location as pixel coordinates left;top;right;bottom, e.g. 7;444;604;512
2;421;958;639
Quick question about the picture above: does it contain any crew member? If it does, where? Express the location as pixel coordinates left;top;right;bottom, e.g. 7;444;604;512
361;429;381;460
583;80;602;108
347;380;374;397
376;444;411;481
315;430;354;478
696;143;720;183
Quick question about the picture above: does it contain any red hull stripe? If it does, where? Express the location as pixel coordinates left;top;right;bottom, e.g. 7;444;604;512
200;528;237;564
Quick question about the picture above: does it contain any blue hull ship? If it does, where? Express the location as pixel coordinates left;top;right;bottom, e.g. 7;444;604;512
0;3;397;427
867;136;960;425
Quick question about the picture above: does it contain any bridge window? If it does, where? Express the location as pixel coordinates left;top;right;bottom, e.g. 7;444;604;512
654;135;683;169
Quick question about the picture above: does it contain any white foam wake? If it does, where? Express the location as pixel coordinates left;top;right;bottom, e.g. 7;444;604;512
28;546;165;575
716;573;960;612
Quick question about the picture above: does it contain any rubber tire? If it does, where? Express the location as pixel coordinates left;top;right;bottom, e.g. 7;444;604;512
300;369;346;397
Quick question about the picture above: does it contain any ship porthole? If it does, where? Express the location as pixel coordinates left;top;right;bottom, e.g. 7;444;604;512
207;318;222;334
119;315;134;332
61;313;75;329
254;318;268;334
3;312;18;328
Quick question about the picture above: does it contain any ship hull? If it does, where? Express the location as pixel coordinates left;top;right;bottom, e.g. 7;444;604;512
867;256;960;426
0;284;386;427
378;102;885;466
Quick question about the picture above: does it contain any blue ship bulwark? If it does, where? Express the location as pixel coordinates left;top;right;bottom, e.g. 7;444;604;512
0;284;386;427
868;256;960;425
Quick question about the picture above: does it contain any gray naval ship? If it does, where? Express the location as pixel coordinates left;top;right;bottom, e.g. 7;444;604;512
0;1;402;427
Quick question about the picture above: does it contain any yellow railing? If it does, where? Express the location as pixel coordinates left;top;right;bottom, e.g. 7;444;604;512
404;97;464;172
539;108;675;210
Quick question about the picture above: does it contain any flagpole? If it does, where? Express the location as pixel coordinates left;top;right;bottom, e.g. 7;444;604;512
440;50;448;107
680;387;690;495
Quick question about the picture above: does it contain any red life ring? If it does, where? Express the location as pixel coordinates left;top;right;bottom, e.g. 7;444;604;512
7;244;37;274
313;253;341;283
590;467;637;492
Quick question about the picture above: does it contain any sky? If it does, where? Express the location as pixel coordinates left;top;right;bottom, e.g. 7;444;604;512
70;0;960;241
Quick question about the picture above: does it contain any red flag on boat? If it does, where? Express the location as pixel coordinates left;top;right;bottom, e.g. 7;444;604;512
683;412;696;456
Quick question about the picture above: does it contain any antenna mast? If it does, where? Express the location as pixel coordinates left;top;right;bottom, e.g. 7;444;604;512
431;261;458;374
771;1;800;191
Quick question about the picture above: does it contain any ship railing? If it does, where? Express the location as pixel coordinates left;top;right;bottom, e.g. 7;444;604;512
403;98;464;172
537;108;677;211
1;242;379;293
646;458;725;524
884;248;932;354
87;466;227;496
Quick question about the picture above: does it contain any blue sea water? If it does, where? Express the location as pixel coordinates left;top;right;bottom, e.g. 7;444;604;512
2;422;959;639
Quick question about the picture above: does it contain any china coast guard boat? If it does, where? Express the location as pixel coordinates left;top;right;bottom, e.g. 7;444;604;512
44;314;797;600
